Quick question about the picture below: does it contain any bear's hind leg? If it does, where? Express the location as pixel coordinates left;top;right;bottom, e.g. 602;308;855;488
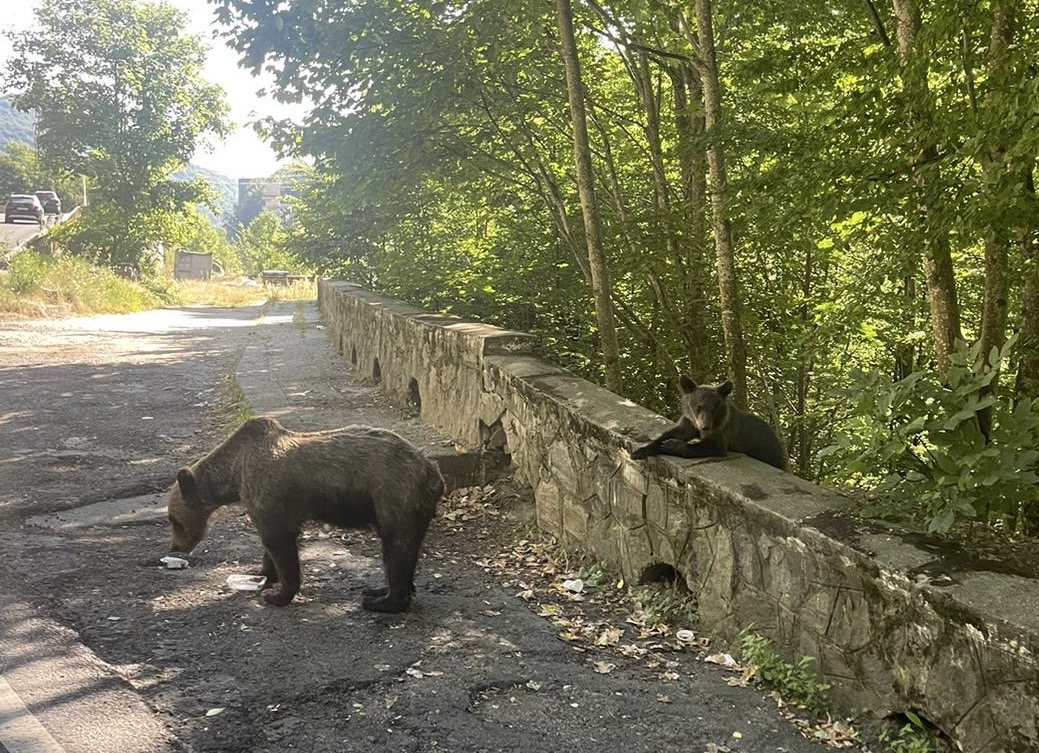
362;536;421;613
259;533;302;607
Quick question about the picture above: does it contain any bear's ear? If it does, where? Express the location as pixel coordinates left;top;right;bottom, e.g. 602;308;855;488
176;467;200;500
679;375;697;393
717;380;734;397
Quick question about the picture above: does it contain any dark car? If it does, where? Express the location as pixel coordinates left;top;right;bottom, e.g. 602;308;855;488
34;190;61;215
3;194;45;225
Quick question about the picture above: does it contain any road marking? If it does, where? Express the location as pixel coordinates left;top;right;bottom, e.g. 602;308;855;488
0;674;66;753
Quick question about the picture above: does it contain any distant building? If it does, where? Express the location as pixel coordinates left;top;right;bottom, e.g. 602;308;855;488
237;178;288;228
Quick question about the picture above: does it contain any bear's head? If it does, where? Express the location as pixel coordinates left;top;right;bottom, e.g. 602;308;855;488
167;467;212;554
679;376;733;439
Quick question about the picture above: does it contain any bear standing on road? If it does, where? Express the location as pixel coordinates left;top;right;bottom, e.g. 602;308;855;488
166;417;445;613
630;377;786;470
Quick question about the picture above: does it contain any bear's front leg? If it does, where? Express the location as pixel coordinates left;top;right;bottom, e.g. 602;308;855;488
255;549;280;583
630;439;664;459
258;533;301;607
631;419;697;460
658;437;725;459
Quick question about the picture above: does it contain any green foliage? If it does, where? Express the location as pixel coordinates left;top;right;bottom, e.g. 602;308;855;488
204;0;1039;529
825;337;1039;532
632;583;698;628
5;0;230;267
0;140;81;210
0;251;158;314
879;712;939;753
160;205;240;275
236;211;306;275
738;633;830;712
8;251;52;294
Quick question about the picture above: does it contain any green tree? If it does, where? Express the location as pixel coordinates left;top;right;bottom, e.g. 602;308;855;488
162;205;240;275
5;0;230;266
0;142;80;208
209;0;1039;533
236;211;304;275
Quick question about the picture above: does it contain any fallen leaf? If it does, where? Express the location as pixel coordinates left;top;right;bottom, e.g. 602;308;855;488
594;626;624;646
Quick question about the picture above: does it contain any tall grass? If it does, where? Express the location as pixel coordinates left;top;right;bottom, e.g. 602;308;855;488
0;252;158;317
0;251;319;319
170;276;317;307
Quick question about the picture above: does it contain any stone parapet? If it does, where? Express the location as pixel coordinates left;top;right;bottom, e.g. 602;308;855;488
318;279;1039;753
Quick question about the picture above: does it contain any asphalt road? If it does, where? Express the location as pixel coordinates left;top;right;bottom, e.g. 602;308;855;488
0;215;46;254
0;301;839;753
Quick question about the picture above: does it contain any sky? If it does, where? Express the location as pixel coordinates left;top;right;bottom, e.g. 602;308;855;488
0;0;297;179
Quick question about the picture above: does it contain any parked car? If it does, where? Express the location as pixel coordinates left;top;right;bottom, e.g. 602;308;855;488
3;194;45;225
34;190;61;215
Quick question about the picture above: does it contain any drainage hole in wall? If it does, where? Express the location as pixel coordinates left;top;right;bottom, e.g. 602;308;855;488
638;562;685;588
407;378;422;413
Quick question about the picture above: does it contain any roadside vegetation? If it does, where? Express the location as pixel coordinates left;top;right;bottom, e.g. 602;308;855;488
202;0;1039;540
0;250;315;318
448;484;944;753
4;0;1038;539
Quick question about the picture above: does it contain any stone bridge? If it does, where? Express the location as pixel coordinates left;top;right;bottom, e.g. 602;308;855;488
318;279;1039;753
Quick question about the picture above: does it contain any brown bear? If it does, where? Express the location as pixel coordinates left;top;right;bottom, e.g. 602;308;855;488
166;417;445;613
630;377;786;470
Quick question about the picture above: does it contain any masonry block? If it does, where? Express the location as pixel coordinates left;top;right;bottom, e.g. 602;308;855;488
318;280;1039;753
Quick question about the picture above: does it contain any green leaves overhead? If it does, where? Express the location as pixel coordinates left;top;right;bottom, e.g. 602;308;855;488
206;0;1039;532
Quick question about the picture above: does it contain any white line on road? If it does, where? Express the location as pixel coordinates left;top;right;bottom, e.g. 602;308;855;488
0;674;66;753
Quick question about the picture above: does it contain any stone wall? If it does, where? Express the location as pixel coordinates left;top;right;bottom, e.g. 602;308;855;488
319;280;1039;753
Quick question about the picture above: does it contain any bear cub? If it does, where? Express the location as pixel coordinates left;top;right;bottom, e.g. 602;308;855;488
166;417;445;613
630;377;786;470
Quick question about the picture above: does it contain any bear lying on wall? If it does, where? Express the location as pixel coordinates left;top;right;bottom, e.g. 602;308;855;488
631;377;786;470
166;417;445;613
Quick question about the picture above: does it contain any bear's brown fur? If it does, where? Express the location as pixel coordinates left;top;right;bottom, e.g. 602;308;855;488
166;417;445;613
631;377;786;470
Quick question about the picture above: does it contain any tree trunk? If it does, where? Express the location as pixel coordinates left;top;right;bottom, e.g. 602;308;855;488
555;0;623;394
975;1;1015;437
892;0;962;373
692;0;748;406
1015;169;1039;400
668;60;714;381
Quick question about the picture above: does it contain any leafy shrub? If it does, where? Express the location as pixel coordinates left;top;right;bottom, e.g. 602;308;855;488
8;251;54;294
824;337;1039;532
0;251;159;315
738;633;830;711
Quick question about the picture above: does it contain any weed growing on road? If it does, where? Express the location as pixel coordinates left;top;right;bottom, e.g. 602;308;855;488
163;279;268;307
878;713;938;753
223;375;255;428
267;278;318;302
738;632;830;712
633;582;699;628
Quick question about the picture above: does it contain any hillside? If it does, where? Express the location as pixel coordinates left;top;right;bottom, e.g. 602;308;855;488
0;97;238;221
0;98;35;146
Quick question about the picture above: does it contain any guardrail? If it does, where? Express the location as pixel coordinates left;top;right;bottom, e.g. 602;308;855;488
0;206;80;266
